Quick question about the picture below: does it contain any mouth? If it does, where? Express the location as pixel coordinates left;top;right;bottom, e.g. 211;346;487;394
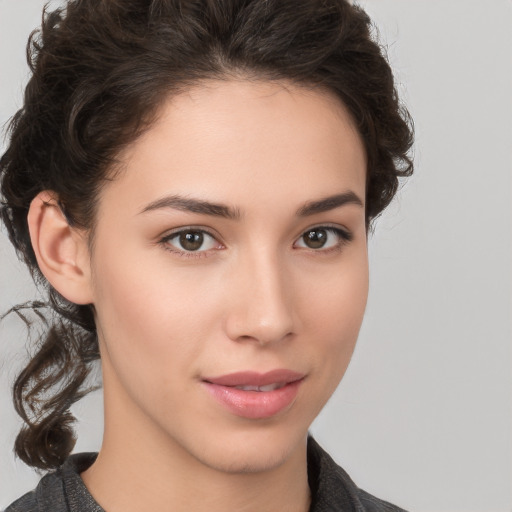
231;382;287;392
202;369;305;388
201;369;305;419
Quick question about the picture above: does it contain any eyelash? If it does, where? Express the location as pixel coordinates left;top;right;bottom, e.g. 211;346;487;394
158;225;353;259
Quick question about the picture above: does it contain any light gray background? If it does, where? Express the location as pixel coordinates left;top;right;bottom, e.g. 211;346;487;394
1;1;511;510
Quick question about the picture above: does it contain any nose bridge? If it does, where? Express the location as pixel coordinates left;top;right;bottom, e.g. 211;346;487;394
224;245;295;345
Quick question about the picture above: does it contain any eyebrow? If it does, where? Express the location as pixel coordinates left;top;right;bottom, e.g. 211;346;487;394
139;191;363;219
140;195;242;220
295;191;363;216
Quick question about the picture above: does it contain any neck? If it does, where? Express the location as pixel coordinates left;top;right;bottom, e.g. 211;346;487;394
81;371;311;512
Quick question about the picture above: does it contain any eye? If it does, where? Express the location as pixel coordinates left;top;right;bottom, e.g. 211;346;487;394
160;228;222;255
294;226;352;251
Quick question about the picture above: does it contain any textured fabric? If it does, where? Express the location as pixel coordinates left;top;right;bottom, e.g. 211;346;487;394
4;453;102;512
306;437;407;512
5;437;407;511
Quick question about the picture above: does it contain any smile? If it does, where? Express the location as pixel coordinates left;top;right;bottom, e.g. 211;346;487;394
202;370;305;419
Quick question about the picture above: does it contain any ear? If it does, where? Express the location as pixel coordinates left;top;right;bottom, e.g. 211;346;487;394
27;191;94;305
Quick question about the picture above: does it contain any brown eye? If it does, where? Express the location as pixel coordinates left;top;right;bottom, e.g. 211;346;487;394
303;229;329;249
162;229;220;254
179;231;204;251
295;226;352;251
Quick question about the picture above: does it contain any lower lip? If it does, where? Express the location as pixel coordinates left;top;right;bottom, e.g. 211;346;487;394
202;380;303;419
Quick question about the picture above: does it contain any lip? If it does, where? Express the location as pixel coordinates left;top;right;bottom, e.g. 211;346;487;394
202;369;305;419
203;369;305;387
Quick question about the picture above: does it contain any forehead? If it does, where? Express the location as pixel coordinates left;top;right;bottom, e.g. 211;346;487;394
101;79;366;217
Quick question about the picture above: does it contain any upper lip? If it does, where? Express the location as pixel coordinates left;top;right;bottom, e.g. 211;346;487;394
203;369;305;387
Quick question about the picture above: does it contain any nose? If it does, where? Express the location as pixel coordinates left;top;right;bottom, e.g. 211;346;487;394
223;250;296;346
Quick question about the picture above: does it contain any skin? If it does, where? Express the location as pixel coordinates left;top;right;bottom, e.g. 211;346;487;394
33;79;368;512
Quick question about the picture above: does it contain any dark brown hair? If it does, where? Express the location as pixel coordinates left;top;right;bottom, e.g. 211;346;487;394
0;0;413;470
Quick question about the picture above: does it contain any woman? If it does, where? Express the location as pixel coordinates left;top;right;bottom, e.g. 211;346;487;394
1;0;413;510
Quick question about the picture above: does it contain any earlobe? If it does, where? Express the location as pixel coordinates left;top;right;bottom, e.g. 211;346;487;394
27;191;93;305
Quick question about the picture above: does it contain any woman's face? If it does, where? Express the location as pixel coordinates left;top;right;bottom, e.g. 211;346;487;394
87;79;368;473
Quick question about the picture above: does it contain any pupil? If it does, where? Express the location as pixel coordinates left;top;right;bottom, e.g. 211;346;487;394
180;231;203;251
304;229;327;249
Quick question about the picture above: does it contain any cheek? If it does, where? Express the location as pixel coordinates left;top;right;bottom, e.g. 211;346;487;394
304;251;369;377
306;244;368;322
90;251;219;383
91;266;211;422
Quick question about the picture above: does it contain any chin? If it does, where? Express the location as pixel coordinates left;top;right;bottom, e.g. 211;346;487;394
196;441;299;475
173;423;309;476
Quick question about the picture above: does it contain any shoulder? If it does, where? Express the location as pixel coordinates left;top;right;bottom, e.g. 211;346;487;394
3;453;99;512
4;492;37;512
357;489;408;512
4;469;66;512
307;436;407;512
